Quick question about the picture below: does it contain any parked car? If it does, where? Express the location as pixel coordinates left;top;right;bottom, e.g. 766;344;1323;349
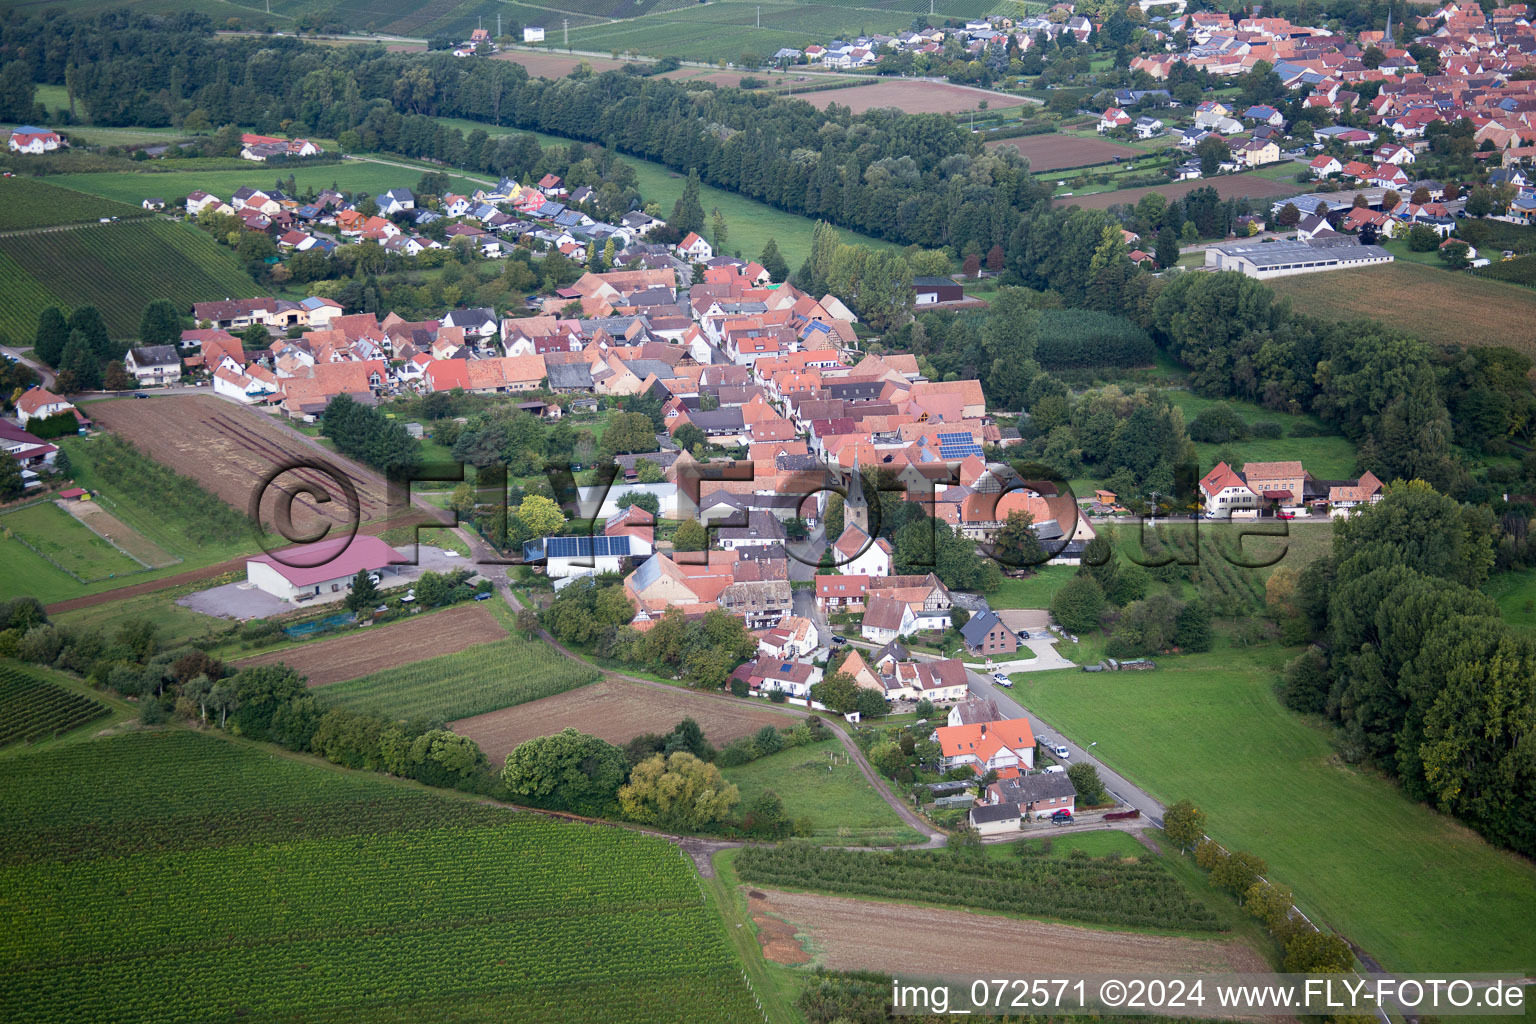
133;393;148;399
473;592;492;601
1042;765;1066;775
1053;745;1071;759
830;634;847;646
1050;809;1073;824
1278;510;1296;520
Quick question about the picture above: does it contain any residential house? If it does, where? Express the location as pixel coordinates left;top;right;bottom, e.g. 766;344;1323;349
14;387;76;428
884;657;969;703
1327;470;1384;517
961;610;1017;657
1098;107;1133;132
1134;116;1165;139
8;127;62;154
378;188;415;214
758;616;818;660
987;772;1077;820
1243;460;1308;509
861;595;918;644
935;715;1035;776
1198;461;1259;518
748;657;823;698
124;345;182;385
676;232;714;262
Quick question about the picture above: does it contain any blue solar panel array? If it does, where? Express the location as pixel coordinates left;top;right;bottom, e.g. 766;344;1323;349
937;431;983;458
544;535;631;559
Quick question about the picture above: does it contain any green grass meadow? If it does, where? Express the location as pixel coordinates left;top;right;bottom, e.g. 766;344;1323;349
0;502;142;583
45;159;482;207
720;737;921;846
1164;390;1360;480
1012;648;1536;974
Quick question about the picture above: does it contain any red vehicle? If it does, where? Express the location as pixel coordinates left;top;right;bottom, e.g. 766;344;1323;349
1278;511;1296;520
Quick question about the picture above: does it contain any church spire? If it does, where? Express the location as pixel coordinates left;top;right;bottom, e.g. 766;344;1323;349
845;455;869;534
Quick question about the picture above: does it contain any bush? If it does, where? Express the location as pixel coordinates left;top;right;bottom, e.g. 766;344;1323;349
1288;420;1330;438
1250;421;1283;439
1187;403;1251;444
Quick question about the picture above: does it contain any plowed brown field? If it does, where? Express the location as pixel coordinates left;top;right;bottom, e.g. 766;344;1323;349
235;604;507;686
451;677;792;762
985;133;1142;171
88;396;395;532
748;888;1271;976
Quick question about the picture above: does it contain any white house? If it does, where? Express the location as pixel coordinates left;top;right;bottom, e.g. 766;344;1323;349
934;715;1036;776
8;127;62;154
750;657;823;698
124;345;182;385
523;25;545;41
378;188;415;214
522;532;649;579
185;191;222;216
861;594;917;643
676;232;714;262
212;366;277;404
442;307;498;339
1134;116;1165;139
1198;461;1259;518
1098;107;1133;132
244;535;408;605
14;387;75;428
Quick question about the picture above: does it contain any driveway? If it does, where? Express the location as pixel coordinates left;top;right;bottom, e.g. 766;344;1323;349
967;636;1076;674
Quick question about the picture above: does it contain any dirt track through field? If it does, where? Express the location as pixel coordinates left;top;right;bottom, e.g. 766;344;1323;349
451;677;792;762
234;604;508;686
749;888;1272;976
62;499;176;568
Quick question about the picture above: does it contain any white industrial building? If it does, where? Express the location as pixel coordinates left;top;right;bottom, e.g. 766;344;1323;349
1204;237;1393;279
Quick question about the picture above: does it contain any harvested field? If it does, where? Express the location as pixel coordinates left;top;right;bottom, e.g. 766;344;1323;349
747;888;1270;975
64;500;176;568
86;396;394;532
1067;172;1304;210
491;50;632;77
799;80;1015;114
451;677;792;762
235;604;507;686
1269;260;1536;353
985;133;1141;172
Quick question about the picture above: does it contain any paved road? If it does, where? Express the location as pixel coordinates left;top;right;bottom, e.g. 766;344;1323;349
2;345;55;389
963;667;1167;825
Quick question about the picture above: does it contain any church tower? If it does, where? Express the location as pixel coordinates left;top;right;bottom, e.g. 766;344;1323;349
844;456;869;534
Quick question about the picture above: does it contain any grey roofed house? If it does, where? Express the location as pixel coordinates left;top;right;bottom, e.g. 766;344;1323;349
825;380;886;402
872;639;910;666
862;594;909;633
718;510;787;546
949;696;1003;726
129;344;181;367
621;358;677;381
624;287;676;307
545;362;595;391
970;803;1019;826
688;408;746;435
615;450;681;477
994;772;1077;809
960;609;1007;649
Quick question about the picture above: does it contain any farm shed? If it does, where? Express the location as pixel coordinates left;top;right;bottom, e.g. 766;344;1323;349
245;534;407;604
